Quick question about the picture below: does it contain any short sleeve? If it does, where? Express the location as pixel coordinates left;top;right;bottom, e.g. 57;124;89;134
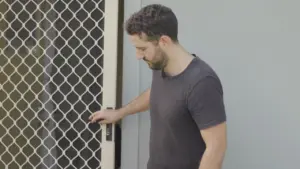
187;76;226;130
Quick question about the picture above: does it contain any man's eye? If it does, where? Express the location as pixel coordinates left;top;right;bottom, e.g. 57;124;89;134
137;47;146;51
136;47;146;52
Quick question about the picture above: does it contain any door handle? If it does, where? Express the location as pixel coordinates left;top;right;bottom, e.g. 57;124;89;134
106;107;113;141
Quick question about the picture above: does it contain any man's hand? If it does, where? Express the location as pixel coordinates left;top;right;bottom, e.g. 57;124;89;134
89;109;125;124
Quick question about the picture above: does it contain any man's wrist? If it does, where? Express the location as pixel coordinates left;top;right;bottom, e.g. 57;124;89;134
118;107;129;118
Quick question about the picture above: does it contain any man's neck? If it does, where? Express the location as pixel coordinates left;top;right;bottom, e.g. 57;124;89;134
163;44;195;76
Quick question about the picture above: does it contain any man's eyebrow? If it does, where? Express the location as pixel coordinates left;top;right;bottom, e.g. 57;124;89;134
136;46;146;49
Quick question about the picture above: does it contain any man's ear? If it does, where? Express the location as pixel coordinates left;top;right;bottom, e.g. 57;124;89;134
159;35;172;47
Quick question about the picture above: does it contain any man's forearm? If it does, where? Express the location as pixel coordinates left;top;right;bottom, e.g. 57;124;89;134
198;147;226;169
119;88;150;117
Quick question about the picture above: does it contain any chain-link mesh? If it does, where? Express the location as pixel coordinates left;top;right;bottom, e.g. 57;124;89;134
0;0;106;168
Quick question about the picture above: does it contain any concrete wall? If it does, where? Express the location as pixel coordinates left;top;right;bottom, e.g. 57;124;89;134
121;0;300;169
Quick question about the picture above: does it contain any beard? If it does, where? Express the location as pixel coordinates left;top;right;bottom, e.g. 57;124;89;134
143;49;168;70
143;58;166;70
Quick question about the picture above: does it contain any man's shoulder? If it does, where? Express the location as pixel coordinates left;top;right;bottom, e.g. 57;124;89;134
185;56;221;85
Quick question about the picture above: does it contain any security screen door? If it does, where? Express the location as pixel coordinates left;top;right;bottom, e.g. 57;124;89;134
0;0;119;169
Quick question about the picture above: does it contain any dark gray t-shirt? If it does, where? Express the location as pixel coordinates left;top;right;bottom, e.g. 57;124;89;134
148;55;226;169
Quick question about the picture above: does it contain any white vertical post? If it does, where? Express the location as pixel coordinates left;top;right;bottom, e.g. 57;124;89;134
101;0;120;168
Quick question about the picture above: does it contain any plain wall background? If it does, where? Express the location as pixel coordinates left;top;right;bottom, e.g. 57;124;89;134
121;0;300;169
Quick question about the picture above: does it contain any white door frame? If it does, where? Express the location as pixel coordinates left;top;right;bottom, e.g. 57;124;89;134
101;0;120;168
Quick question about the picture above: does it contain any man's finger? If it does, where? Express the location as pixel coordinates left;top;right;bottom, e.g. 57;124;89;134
98;119;109;124
91;114;104;123
89;112;97;120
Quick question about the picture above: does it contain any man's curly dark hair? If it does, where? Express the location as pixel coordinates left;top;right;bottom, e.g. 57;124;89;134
125;4;178;42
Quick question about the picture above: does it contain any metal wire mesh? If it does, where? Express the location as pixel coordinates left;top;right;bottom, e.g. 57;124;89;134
0;0;105;168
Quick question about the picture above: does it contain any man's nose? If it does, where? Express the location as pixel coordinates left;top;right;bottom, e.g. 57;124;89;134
136;54;144;60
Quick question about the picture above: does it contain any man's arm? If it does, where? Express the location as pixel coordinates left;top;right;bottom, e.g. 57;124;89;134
89;88;150;123
187;76;227;169
119;88;151;117
198;122;227;169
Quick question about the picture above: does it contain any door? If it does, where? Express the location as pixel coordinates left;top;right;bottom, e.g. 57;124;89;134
0;0;120;169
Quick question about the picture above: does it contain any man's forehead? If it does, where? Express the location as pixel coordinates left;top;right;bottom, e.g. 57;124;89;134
129;34;148;46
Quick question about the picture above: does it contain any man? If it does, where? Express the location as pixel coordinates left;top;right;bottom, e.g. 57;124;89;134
89;4;227;169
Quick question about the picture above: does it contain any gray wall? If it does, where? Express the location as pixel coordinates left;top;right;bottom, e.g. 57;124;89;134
121;0;300;169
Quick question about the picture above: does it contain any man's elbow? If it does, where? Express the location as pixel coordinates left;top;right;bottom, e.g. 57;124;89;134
218;142;227;156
